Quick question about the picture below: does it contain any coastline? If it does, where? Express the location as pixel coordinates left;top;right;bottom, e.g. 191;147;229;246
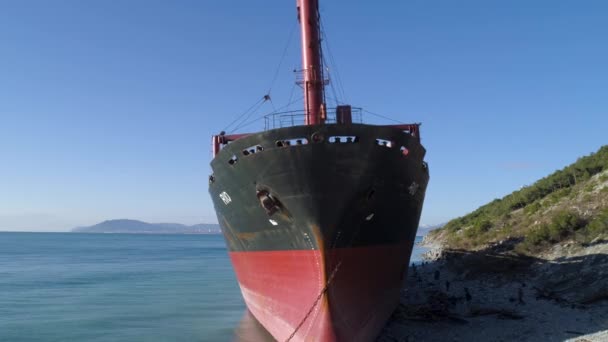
378;235;608;341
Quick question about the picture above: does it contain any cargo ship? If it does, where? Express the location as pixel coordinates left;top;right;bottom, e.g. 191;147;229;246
208;0;429;340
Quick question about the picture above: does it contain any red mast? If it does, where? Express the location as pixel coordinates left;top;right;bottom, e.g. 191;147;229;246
297;0;326;125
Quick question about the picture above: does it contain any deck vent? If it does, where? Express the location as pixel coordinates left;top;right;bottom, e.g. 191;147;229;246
336;105;352;124
276;138;309;147
242;145;264;156
376;138;394;148
329;136;358;143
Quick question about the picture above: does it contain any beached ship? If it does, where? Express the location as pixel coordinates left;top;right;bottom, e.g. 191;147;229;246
208;0;429;340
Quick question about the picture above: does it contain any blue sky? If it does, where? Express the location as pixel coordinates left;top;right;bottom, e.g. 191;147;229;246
1;0;606;231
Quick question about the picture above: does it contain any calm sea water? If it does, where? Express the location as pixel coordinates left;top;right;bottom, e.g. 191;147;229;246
0;233;424;341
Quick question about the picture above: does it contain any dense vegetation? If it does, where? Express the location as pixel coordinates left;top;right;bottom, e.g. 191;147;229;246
433;145;608;253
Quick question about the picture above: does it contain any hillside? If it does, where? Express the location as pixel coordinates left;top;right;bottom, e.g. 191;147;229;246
394;146;608;341
427;145;608;254
72;219;221;234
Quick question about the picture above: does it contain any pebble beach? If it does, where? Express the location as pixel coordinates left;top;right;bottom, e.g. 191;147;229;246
378;240;608;342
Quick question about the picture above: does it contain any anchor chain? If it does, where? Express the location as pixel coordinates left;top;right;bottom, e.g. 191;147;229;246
284;260;343;342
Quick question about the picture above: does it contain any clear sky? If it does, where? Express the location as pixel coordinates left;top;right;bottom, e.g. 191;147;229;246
1;0;606;231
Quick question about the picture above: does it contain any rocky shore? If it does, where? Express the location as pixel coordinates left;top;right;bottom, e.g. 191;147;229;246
378;238;608;342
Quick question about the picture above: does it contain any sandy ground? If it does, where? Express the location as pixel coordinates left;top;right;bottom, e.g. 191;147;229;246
377;245;608;342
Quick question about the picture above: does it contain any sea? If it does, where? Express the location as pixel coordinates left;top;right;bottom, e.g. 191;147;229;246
0;233;425;342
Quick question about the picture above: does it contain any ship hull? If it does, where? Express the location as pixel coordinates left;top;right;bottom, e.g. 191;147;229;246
229;243;414;341
209;124;429;341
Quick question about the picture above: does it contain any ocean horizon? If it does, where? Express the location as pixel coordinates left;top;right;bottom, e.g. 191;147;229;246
0;232;426;341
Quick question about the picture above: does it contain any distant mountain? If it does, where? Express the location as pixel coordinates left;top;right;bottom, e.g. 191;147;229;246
72;219;221;234
417;223;446;236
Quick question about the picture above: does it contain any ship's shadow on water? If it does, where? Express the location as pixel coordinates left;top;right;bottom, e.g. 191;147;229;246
379;239;608;341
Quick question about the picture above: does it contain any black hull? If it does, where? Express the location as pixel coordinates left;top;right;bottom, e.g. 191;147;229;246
209;123;429;252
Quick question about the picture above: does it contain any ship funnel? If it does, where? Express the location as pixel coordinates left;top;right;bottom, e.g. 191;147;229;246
297;0;325;126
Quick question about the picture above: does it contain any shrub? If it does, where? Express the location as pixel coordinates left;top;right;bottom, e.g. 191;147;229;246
586;209;608;237
464;218;493;238
547;210;585;240
526;224;551;246
584;183;596;192
474;218;493;232
522;211;584;246
524;202;542;216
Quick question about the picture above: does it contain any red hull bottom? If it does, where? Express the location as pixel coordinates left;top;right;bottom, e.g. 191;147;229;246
229;243;413;341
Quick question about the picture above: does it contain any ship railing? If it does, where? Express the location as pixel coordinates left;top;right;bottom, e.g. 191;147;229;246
294;68;331;87
213;107;421;157
263;107;363;130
